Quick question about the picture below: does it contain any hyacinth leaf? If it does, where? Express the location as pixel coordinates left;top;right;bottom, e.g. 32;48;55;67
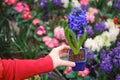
68;29;78;48
65;27;78;54
68;29;79;55
63;21;68;29
77;31;86;50
64;27;75;50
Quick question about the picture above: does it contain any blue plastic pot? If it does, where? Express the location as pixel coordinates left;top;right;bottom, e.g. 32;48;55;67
68;48;87;71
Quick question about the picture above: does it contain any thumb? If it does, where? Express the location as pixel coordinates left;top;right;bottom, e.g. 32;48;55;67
59;60;76;67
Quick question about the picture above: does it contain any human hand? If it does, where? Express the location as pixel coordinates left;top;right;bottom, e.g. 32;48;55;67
49;45;76;68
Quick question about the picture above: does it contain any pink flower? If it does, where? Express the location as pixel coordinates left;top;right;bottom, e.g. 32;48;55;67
14;2;30;13
78;67;90;77
14;2;24;13
80;0;89;6
54;26;65;40
89;8;99;15
36;26;46;36
52;38;59;46
22;11;32;19
42;36;51;42
47;42;55;48
42;36;59;48
4;0;17;5
46;38;59;48
86;13;95;23
63;67;72;74
32;18;40;26
23;3;30;11
86;8;99;23
60;42;67;46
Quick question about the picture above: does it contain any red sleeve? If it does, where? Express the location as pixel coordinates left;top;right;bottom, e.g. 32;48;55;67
1;55;53;80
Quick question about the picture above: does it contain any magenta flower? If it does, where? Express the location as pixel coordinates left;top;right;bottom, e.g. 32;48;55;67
14;2;30;13
36;26;46;36
54;26;65;40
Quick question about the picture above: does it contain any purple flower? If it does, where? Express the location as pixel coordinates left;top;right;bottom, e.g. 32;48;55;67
100;61;113;73
95;22;105;32
40;0;47;8
53;0;61;6
100;49;107;60
113;0;120;10
116;74;120;80
68;7;87;37
112;47;120;67
81;5;88;11
87;52;94;60
117;42;120;47
89;78;93;80
100;49;113;73
86;26;94;36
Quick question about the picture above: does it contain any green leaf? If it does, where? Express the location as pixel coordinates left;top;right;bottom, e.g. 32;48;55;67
77;31;86;49
84;76;91;80
64;27;77;54
57;66;66;70
68;29;79;55
68;29;77;48
65;72;76;79
34;34;42;41
42;74;48;80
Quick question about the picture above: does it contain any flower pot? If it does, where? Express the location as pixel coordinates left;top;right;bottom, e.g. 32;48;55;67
68;48;87;71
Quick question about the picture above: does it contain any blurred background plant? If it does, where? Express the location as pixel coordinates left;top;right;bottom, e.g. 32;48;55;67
0;0;120;80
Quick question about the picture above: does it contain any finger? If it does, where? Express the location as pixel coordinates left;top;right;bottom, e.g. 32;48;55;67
59;60;76;67
59;52;68;57
57;45;70;51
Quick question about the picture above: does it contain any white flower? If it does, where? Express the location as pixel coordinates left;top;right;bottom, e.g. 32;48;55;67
107;1;113;7
91;40;100;52
61;0;69;8
101;31;111;47
105;19;115;29
84;38;93;49
84;38;100;52
109;27;119;42
72;0;80;7
94;35;104;49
